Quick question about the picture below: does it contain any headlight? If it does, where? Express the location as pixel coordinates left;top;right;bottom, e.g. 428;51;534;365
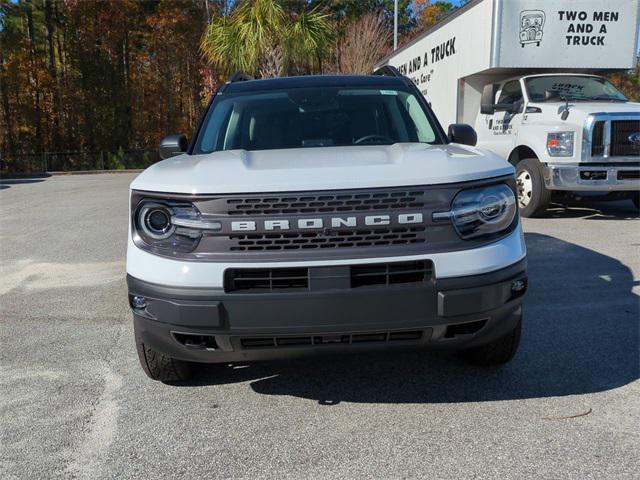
138;203;175;240
134;200;220;253
449;184;517;239
547;131;574;157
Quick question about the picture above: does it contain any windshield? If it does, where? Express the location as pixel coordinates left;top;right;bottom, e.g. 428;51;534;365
194;86;441;153
525;76;628;102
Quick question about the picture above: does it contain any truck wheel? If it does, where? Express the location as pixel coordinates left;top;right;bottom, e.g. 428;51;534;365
458;316;522;366
516;158;551;217
135;335;194;382
632;195;640;212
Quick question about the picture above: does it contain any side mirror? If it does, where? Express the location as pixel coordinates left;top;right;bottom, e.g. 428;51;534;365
159;134;188;160
448;124;478;146
480;84;497;115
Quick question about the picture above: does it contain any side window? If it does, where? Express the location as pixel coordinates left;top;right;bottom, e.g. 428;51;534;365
403;94;436;143
497;81;523;107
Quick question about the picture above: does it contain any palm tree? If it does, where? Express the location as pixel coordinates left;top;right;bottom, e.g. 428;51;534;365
200;0;333;78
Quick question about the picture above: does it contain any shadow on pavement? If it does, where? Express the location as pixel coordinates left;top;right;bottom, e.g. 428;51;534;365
545;199;638;220
184;232;639;404
0;175;50;190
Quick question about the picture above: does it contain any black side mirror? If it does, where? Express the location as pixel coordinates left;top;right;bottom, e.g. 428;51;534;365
159;134;188;160
480;84;497;115
448;124;478;146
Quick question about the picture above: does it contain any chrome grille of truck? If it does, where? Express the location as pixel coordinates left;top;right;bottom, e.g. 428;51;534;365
591;121;605;156
610;120;640;157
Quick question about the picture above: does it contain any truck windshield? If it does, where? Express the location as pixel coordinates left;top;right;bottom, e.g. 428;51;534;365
194;86;441;153
525;76;628;102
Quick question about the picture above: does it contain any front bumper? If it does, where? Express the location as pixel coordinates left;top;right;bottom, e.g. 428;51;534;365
128;259;527;363
544;163;640;191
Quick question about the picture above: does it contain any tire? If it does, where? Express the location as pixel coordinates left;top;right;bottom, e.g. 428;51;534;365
632;195;640;212
516;158;551;218
135;335;194;382
458;316;522;366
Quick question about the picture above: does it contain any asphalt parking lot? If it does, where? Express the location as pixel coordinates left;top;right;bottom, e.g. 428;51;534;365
1;173;639;479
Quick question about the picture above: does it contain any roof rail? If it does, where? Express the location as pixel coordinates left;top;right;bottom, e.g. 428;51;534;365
227;71;254;83
372;65;402;77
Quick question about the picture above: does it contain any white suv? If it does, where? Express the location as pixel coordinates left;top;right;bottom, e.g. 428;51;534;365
127;70;527;382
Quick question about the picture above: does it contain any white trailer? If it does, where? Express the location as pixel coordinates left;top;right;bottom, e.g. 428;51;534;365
376;0;640;216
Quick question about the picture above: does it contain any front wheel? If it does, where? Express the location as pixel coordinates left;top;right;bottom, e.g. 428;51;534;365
516;158;551;218
458;316;522;366
135;335;194;382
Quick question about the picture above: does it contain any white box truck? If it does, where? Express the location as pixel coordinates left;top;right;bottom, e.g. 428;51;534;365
376;0;640;216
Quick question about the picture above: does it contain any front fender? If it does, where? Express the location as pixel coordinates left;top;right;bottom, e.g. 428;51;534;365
507;141;545;165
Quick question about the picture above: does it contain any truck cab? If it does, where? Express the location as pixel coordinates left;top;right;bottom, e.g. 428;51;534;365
476;74;640;216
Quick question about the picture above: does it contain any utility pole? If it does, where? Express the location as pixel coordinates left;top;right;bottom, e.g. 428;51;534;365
394;0;398;51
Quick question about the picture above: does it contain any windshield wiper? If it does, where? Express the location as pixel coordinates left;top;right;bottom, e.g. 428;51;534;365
583;95;627;102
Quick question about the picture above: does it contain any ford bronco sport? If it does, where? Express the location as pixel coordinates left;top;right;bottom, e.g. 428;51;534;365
127;69;527;382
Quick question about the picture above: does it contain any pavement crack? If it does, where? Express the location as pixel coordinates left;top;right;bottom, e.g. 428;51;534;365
543;408;593;420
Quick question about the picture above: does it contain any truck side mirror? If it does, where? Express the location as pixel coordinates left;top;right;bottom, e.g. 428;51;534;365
159;134;188;160
481;84;497;115
448;124;478;146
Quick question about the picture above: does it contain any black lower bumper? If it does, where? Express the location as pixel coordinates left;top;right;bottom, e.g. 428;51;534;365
128;259;526;363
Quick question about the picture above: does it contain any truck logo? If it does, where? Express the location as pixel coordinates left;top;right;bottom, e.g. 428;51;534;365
628;133;640;146
230;213;424;232
519;10;545;47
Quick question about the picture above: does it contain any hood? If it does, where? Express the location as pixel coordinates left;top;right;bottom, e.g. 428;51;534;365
532;101;640;125
130;143;513;194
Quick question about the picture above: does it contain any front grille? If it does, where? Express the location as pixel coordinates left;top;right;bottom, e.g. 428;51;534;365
591;121;605;156
610;120;640;157
228;227;426;252
132;178;518;261
226;190;426;216
225;260;433;293
240;330;424;349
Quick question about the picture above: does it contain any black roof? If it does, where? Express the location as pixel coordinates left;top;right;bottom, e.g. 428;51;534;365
223;74;409;93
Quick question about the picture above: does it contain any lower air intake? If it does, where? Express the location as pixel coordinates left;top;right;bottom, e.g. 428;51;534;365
224;268;309;292
350;260;432;288
240;330;424;350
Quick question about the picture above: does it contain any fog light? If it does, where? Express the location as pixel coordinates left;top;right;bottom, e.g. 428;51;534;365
511;280;526;292
131;295;147;309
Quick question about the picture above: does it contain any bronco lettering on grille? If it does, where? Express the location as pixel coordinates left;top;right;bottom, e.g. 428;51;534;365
231;213;424;232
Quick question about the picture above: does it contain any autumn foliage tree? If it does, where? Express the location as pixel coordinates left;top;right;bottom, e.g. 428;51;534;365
333;13;391;74
413;0;455;30
0;0;216;171
1;0;636;174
